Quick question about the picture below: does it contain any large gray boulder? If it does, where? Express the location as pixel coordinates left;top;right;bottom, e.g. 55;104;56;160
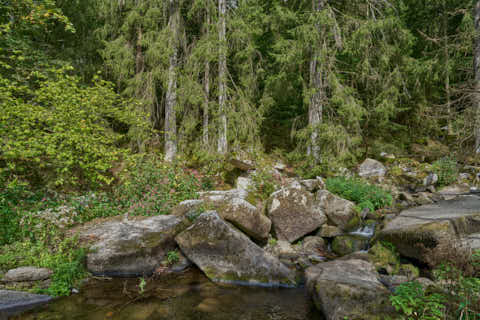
358;158;387;178
0;290;52;317
306;259;396;320
77;215;190;277
315;190;360;231
215;197;271;241
175;211;295;287
3;267;52;282
172;197;271;241
377;196;480;265
267;187;327;243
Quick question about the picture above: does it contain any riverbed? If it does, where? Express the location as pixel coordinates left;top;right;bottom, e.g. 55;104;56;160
11;268;323;320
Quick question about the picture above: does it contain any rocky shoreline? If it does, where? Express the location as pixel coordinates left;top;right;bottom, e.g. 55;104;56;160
2;158;480;319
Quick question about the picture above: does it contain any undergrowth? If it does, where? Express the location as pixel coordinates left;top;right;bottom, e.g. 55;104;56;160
390;250;480;320
326;176;393;211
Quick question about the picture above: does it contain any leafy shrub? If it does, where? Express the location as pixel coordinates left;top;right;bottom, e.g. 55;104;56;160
114;156;200;217
0;69;146;189
390;281;446;320
326;177;392;211
390;255;480;320
167;250;180;265
250;168;277;200
0;177;47;245
432;157;458;187
0;237;87;297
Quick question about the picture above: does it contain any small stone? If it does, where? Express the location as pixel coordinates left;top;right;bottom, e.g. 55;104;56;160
300;179;320;192
459;173;471;180
423;173;438;186
236;177;254;191
274;162;286;171
358;158;387;178
414;192;434;205
3;267;52;282
301;236;326;255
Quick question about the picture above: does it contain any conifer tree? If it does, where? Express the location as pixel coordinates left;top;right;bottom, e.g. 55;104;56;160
165;0;179;161
475;0;480;153
218;0;228;154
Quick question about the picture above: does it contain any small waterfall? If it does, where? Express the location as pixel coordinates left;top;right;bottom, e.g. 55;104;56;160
349;223;376;238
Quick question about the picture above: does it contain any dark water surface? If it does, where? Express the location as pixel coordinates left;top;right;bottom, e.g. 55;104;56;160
12;269;323;320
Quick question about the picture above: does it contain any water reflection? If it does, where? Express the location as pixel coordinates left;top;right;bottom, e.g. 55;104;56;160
13;269;323;320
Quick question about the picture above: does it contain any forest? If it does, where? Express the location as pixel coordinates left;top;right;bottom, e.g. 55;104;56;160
1;1;480;319
1;0;480;189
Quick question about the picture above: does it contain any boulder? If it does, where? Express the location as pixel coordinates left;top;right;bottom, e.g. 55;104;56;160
300;177;325;192
199;189;248;202
414;192;434;205
368;243;419;278
171;200;204;217
317;225;342;238
423;173;438;186
274;162;287;171
267;240;299;261
76;215;190;276
331;235;369;257
301;236;326;255
236;177;254;191
214;197;271;241
267;188;327;243
377;196;480;265
0;290;52;318
437;184;469;201
230;158;255;171
306;259;396;320
173;196;271;242
358;158;387;178
175;211;295;287
3;267;52;282
315;190;360;231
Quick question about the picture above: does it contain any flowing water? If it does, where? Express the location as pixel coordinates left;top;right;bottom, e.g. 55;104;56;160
12;269;324;320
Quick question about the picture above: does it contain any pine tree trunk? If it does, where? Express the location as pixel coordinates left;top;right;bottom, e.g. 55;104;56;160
443;4;452;135
218;0;228;154
203;5;210;147
165;0;178;161
475;0;480;153
307;0;325;163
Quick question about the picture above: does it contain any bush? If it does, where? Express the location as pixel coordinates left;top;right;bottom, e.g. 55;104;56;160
432;157;458;187
390;281;446;320
0;177;46;245
0;237;87;297
0;69;147;189
326;177;393;211
113;156;200;217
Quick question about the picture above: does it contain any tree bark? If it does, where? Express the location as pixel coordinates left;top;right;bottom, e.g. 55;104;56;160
203;4;210;147
165;0;178;161
218;0;228;154
307;0;326;163
475;0;480;153
443;2;452;136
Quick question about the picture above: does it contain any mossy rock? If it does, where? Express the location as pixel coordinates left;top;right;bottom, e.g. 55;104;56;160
368;242;402;275
332;235;369;257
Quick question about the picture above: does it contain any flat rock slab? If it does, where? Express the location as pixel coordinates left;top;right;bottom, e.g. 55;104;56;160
378;196;480;263
175;211;295;287
76;215;190;277
0;290;52;317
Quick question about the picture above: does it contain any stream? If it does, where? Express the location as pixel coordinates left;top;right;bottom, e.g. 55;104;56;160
11;268;324;320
